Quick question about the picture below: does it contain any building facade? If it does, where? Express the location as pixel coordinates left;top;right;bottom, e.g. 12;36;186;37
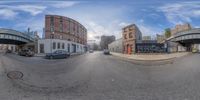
45;15;87;45
108;38;123;53
136;40;166;53
166;23;192;53
38;39;85;54
38;15;87;54
100;35;115;49
122;24;142;54
156;34;165;43
170;23;192;36
142;36;151;40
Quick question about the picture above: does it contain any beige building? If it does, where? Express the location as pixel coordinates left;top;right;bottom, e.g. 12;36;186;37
122;24;142;54
171;23;192;36
108;38;123;53
142;36;151;40
156;34;165;43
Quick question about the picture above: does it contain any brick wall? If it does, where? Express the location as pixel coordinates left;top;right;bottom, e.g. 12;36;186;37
45;15;87;45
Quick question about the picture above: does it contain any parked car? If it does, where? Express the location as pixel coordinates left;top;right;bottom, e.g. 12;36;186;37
103;49;110;55
6;49;12;53
192;48;198;53
45;50;70;59
89;50;94;53
18;49;34;57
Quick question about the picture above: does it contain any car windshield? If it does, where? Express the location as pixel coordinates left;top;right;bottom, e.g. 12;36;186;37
1;0;200;100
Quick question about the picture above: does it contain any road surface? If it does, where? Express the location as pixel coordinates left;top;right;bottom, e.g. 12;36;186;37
0;52;200;100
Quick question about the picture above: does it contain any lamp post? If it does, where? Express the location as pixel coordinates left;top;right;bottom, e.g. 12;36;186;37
50;31;54;53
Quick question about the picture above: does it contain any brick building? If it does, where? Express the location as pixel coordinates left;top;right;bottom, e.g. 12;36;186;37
122;24;142;54
156;34;165;43
142;36;151;40
170;23;192;36
38;15;87;54
45;15;87;45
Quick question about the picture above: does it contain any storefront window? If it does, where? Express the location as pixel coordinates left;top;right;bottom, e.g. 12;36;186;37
53;42;56;49
62;43;64;49
57;43;60;49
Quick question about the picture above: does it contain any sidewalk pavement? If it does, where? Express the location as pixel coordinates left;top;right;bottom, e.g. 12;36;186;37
111;52;190;61
34;52;85;57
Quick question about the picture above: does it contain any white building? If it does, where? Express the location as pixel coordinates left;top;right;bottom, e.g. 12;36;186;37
38;39;86;54
0;44;16;52
108;38;123;53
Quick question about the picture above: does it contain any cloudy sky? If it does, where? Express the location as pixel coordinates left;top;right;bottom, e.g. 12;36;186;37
0;0;200;41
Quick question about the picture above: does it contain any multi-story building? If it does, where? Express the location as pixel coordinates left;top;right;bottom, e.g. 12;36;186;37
100;35;115;49
170;23;192;36
165;23;192;53
45;15;87;45
108;38;123;53
122;24;142;54
142;36;151;40
38;15;87;54
156;34;165;43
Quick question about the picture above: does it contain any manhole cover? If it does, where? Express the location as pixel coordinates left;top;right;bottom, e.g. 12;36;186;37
7;71;23;79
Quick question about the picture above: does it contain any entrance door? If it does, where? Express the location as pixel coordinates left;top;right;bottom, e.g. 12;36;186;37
72;44;76;53
127;44;132;54
39;44;44;53
68;43;70;53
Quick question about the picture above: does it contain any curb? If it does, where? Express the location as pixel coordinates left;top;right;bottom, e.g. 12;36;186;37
111;53;190;66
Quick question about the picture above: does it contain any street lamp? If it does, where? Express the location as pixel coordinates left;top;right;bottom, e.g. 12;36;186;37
50;31;54;53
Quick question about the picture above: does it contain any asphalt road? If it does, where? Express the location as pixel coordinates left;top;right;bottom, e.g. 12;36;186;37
1;51;200;100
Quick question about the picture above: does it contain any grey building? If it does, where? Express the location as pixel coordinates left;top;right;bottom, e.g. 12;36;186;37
100;35;115;49
108;38;123;53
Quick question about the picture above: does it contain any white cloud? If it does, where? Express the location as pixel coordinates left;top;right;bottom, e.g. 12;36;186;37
50;1;79;8
158;2;200;25
139;19;144;23
119;22;130;27
14;18;44;37
0;4;46;17
17;5;46;16
84;20;127;42
0;9;18;19
195;26;200;28
137;24;162;38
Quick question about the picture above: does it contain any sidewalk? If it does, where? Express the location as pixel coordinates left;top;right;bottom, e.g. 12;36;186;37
111;52;190;61
34;52;85;57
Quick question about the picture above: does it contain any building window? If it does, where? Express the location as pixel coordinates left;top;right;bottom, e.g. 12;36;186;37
53;42;56;49
62;43;64;49
124;34;127;39
39;44;44;53
68;20;71;32
59;17;63;32
77;25;79;33
73;22;76;31
50;16;54;32
68;43;70;52
50;34;54;39
129;32;133;38
60;35;63;39
57;43;60;49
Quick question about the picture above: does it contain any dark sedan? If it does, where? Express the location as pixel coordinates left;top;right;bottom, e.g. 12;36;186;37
103;49;110;55
45;50;70;59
